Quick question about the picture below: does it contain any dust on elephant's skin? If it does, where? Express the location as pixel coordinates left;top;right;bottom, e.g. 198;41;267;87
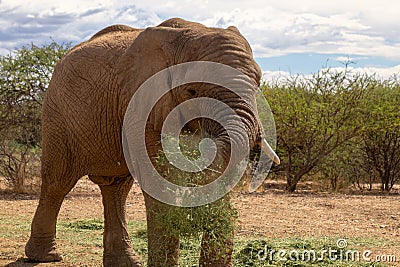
25;18;264;267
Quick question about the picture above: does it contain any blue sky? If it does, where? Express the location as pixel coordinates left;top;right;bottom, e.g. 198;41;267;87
1;0;399;78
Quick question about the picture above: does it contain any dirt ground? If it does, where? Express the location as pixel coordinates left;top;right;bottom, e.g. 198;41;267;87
0;178;399;266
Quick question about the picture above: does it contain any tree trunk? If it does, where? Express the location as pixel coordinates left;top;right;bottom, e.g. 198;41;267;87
286;175;299;192
14;164;26;194
286;170;312;192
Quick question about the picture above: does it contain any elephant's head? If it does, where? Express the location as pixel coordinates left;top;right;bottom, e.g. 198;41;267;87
120;18;279;206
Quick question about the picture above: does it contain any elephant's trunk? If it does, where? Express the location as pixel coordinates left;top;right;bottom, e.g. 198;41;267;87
201;96;258;170
202;97;280;170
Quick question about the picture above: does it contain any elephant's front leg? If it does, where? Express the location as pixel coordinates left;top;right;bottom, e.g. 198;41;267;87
143;193;180;267
25;189;67;262
96;175;142;267
199;230;234;267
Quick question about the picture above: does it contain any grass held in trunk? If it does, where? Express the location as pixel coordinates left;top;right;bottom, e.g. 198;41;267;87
154;133;238;255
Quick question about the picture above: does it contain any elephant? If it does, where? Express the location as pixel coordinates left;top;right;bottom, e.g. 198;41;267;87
25;18;279;266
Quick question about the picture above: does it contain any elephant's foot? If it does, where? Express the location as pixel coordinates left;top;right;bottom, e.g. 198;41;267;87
25;237;62;262
103;250;142;267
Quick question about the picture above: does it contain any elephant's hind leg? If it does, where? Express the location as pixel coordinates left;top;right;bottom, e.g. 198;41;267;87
25;136;81;262
95;175;142;267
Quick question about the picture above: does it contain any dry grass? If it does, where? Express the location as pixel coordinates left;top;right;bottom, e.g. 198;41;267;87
0;177;399;266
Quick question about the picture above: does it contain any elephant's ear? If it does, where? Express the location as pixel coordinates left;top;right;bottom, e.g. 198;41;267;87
116;27;186;131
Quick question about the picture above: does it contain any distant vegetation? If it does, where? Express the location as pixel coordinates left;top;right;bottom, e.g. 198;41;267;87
0;42;399;193
0;42;71;193
264;70;400;192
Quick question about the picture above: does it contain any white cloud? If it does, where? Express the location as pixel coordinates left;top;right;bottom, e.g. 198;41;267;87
333;65;400;80
200;6;400;59
262;65;400;83
0;0;399;76
262;70;292;84
333;56;368;63
0;0;162;52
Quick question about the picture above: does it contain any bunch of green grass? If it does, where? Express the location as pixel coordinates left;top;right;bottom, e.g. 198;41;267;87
154;133;238;253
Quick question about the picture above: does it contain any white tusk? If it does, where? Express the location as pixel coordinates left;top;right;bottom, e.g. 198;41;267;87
261;138;280;165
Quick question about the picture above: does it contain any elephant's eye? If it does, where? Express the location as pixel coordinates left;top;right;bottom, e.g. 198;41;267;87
188;88;197;97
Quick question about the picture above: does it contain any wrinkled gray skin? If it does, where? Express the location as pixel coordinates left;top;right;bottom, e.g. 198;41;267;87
25;18;262;267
